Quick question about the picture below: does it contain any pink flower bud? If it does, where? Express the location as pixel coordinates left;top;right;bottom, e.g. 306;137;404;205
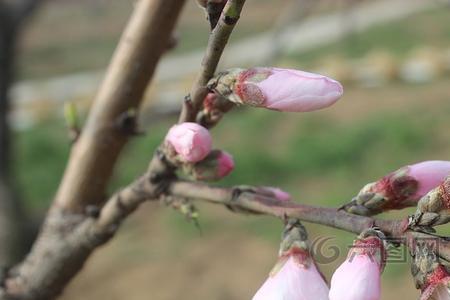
253;255;329;300
372;160;450;201
216;151;234;177
253;220;329;300
329;230;385;300
165;122;212;163
232;67;343;112
260;187;292;201
343;161;450;216
408;161;450;199
189;150;234;181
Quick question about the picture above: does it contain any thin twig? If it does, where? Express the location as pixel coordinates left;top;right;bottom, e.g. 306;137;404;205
93;175;408;243
179;0;247;123
167;180;408;237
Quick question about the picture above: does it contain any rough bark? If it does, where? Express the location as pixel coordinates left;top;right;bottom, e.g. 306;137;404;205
0;1;186;299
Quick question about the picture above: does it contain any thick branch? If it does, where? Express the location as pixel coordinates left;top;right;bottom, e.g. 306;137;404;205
55;0;186;212
179;0;246;122
0;1;186;299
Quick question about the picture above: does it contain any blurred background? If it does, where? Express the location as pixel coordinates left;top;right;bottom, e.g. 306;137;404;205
2;0;450;299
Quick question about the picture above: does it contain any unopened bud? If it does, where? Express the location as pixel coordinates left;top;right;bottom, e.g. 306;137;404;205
329;229;386;300
256;186;291;202
342;161;450;216
212;67;343;113
252;219;329;300
188;150;234;181
165;122;212;163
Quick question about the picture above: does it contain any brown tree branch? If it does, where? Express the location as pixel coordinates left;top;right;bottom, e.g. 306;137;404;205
91;173;409;248
179;0;247;122
167;180;408;237
55;0;186;213
0;1;186;299
0;0;251;297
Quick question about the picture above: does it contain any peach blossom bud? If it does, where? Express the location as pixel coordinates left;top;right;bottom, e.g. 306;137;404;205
165;122;212;163
214;67;343;112
329;229;385;300
258;187;292;201
342;161;450;216
253;220;329;300
190;150;234;181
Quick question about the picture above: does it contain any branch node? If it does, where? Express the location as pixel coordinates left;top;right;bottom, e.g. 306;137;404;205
114;109;143;136
85;205;101;219
223;15;238;25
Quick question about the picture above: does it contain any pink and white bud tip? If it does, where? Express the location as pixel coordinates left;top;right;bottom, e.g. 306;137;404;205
257;186;292;202
329;229;386;300
341;160;450;216
252;219;329;300
189;150;234;181
165;122;212;163
214;67;343;113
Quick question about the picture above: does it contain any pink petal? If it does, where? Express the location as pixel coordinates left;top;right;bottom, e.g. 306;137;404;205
253;256;329;300
408;161;450;198
264;187;292;201
216;151;235;178
165;122;212;162
329;255;381;300
256;68;343;112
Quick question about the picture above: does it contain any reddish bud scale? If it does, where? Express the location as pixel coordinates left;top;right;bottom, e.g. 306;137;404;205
351;236;386;270
420;266;450;300
280;247;310;267
439;180;450;209
235;68;270;106
370;171;417;209
203;93;217;112
428;266;449;288
354;236;383;252
165;122;212;163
